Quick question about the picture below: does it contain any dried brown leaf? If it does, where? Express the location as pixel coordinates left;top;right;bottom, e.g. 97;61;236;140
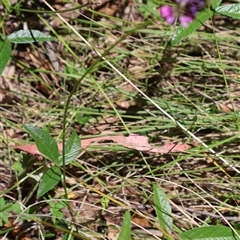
14;134;190;155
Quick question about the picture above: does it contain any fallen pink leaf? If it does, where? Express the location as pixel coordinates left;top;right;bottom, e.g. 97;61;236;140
14;134;191;155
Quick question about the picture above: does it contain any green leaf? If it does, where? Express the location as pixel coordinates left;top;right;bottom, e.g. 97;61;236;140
76;114;90;125
171;7;213;46
153;184;172;234
138;1;159;18
211;0;223;10
63;234;74;240
49;200;66;224
12;161;24;175
117;211;131;240
37;166;62;198
7;30;54;44
179;225;240;240
0;198;17;226
24;124;59;163
2;0;11;11
0;198;8;226
58;132;80;165
215;4;240;20
0;40;11;76
12;202;22;215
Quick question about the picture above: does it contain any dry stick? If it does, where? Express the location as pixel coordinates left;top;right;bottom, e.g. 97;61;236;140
108;204;240;221
177;207;240;221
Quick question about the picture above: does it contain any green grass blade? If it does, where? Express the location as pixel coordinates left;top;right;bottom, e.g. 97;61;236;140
2;0;10;11
117;211;131;240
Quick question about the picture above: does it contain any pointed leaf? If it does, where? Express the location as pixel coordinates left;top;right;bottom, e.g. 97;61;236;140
215;4;240;20
12;202;22;215
153;184;172;234
63;234;74;240
171;7;213;46
8;30;54;44
37;166;62;198
0;40;11;75
117;211;131;240
211;0;223;10
0;198;11;226
49;200;66;224
58;132;80;165
2;0;11;11
24;124;59;163
179;225;240;240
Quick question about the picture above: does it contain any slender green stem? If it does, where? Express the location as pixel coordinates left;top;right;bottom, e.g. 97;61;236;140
61;20;151;204
12;4;88;14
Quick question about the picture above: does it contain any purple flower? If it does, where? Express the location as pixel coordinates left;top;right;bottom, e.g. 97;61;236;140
179;15;194;27
159;0;207;27
187;6;198;16
159;6;176;25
